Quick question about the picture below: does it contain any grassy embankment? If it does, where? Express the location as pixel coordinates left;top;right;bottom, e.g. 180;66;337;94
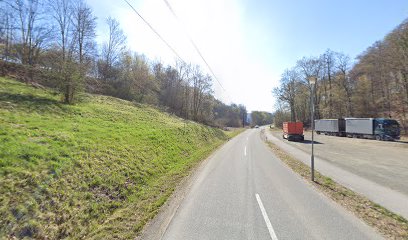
263;129;408;239
0;77;241;239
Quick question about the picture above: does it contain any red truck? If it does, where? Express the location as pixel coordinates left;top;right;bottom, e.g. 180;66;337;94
283;122;304;141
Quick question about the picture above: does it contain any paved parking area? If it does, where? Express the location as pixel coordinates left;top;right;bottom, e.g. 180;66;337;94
270;130;408;196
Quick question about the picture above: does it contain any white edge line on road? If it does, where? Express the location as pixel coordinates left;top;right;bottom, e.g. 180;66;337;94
244;146;247;156
255;194;279;240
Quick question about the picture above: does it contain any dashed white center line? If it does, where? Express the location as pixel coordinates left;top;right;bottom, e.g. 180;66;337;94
255;194;279;240
244;146;247;156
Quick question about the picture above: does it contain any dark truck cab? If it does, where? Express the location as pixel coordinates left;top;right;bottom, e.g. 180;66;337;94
345;118;400;141
374;118;400;141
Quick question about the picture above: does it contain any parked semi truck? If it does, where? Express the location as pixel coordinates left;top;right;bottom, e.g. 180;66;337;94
315;119;346;136
315;118;400;141
345;118;400;140
283;122;304;141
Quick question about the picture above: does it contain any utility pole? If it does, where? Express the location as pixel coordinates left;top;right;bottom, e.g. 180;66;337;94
309;76;317;182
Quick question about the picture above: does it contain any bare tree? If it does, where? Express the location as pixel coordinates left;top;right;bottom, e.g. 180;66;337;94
191;65;212;121
0;4;15;61
48;0;84;104
48;0;74;61
272;17;408;134
71;0;96;65
9;0;49;65
175;60;191;118
238;104;247;127
99;17;126;81
296;56;323;119
336;53;354;116
321;49;337;118
159;65;180;113
273;68;301;122
131;54;157;103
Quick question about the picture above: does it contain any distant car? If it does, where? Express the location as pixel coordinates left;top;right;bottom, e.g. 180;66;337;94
255;125;259;128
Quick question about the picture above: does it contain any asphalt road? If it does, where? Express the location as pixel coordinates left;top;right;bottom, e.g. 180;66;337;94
160;129;381;240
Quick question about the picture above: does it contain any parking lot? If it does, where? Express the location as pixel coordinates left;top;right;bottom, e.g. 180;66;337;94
270;130;408;196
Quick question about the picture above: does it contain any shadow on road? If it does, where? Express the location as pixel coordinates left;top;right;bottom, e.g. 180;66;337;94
300;140;323;144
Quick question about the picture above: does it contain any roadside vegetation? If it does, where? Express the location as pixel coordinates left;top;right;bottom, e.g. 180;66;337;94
0;77;241;239
263;129;408;239
272;18;408;134
0;1;248;238
0;0;248;128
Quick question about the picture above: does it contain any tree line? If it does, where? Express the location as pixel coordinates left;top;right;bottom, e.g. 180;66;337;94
0;0;247;127
250;111;273;127
273;18;408;133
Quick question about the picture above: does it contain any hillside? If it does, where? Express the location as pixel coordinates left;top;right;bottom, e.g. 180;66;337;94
0;77;238;239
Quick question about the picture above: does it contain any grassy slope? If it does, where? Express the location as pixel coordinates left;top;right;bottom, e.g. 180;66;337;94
0;77;238;239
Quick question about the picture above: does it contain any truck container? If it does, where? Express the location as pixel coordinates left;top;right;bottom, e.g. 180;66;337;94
283;122;304;141
345;118;400;140
315;119;345;136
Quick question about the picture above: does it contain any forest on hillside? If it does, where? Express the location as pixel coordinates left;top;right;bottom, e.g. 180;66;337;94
0;0;247;128
250;111;273;126
273;18;408;134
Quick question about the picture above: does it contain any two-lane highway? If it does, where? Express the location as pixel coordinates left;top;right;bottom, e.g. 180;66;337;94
161;129;382;240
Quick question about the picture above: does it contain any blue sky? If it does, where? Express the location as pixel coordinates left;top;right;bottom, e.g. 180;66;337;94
86;0;408;112
242;0;408;71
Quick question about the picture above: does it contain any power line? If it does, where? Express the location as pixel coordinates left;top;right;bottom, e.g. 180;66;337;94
123;0;232;103
123;0;185;63
162;0;231;97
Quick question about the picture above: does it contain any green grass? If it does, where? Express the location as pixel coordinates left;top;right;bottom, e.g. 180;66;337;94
0;77;237;239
